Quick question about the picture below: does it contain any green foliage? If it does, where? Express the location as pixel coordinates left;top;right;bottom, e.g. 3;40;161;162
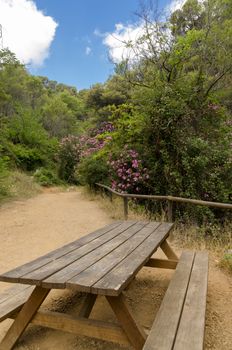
34;167;61;186
3;112;58;171
58;135;80;183
0;154;10;198
76;155;109;188
0;1;231;228
41;95;77;138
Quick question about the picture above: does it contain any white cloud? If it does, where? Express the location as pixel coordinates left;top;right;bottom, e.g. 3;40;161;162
103;22;145;63
85;46;92;55
102;20;171;64
165;0;186;14
0;0;58;66
101;1;188;64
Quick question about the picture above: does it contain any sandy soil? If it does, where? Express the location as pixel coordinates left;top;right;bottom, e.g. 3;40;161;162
0;188;231;350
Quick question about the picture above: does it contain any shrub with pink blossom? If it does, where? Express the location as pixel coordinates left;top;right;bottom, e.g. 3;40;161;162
58;135;81;182
79;122;114;158
58;122;114;183
108;147;149;193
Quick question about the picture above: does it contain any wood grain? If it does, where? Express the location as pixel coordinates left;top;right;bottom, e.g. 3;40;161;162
173;252;208;350
107;294;146;350
0;286;50;350
66;222;160;292
78;294;97;318
0;221;122;283
42;221;146;289
0;285;34;322
28;310;131;347
143;251;195;350
145;258;178;269
93;223;173;295
14;221;135;285
160;240;179;260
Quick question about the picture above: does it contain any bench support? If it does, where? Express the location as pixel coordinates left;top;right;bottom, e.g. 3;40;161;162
145;258;178;269
160;240;179;260
0;286;50;350
26;310;131;347
78;294;97;318
2;289;146;350
107;294;146;350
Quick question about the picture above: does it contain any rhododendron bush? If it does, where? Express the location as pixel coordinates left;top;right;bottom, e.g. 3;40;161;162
108;147;149;193
58;123;114;183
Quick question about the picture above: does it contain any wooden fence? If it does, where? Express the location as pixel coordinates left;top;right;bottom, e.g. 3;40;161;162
96;183;232;221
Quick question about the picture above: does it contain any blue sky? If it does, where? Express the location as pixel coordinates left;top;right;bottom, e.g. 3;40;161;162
0;0;178;90
33;0;140;89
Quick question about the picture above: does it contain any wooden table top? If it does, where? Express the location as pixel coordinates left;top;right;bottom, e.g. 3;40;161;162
0;221;173;296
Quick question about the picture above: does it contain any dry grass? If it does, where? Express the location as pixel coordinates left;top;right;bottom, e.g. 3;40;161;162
0;170;41;205
81;186;232;273
219;252;232;273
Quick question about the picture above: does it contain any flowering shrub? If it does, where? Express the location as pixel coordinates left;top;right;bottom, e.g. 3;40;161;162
80;122;114;158
58;135;81;182
58;122;114;183
79;134;106;158
94;122;114;134
109;147;149;193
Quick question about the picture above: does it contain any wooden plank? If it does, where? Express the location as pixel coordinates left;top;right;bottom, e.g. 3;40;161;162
0;221;122;283
173;252;208;350
42;222;147;289
143;251;195;350
167;200;173;222
0;284;32;305
15;221;136;285
93;223;174;296
107;294;146;350
160;240;179;260
66;222;161;292
145;258;178;269
0;286;50;350
123;197;128;220
25;310;131;347
0;285;34;322
78;294;97;318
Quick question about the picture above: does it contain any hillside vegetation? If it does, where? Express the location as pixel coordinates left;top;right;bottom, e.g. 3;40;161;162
0;0;231;224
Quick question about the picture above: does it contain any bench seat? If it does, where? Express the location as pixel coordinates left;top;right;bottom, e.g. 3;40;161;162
0;284;34;322
143;251;208;350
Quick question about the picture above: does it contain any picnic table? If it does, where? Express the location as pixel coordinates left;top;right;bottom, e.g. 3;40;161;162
0;220;208;350
0;220;176;349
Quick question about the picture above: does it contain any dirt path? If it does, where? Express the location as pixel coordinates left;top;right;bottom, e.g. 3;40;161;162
0;188;231;349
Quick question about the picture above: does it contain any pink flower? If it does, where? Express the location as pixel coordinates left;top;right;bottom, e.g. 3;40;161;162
132;160;139;168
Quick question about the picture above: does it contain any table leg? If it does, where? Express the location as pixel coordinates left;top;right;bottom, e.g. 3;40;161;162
78;294;97;318
0;286;50;350
106;293;146;350
160;240;179;260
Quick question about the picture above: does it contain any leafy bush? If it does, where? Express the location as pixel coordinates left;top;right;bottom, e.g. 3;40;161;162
4;113;58;171
9;144;46;171
34;167;61;186
58;135;81;183
0;155;9;198
58;123;113;183
76;155;109;188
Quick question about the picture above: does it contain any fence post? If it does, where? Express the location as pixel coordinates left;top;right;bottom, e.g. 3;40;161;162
123;197;128;220
167;200;173;222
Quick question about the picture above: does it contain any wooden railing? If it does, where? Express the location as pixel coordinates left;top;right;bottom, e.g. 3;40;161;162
95;183;232;221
